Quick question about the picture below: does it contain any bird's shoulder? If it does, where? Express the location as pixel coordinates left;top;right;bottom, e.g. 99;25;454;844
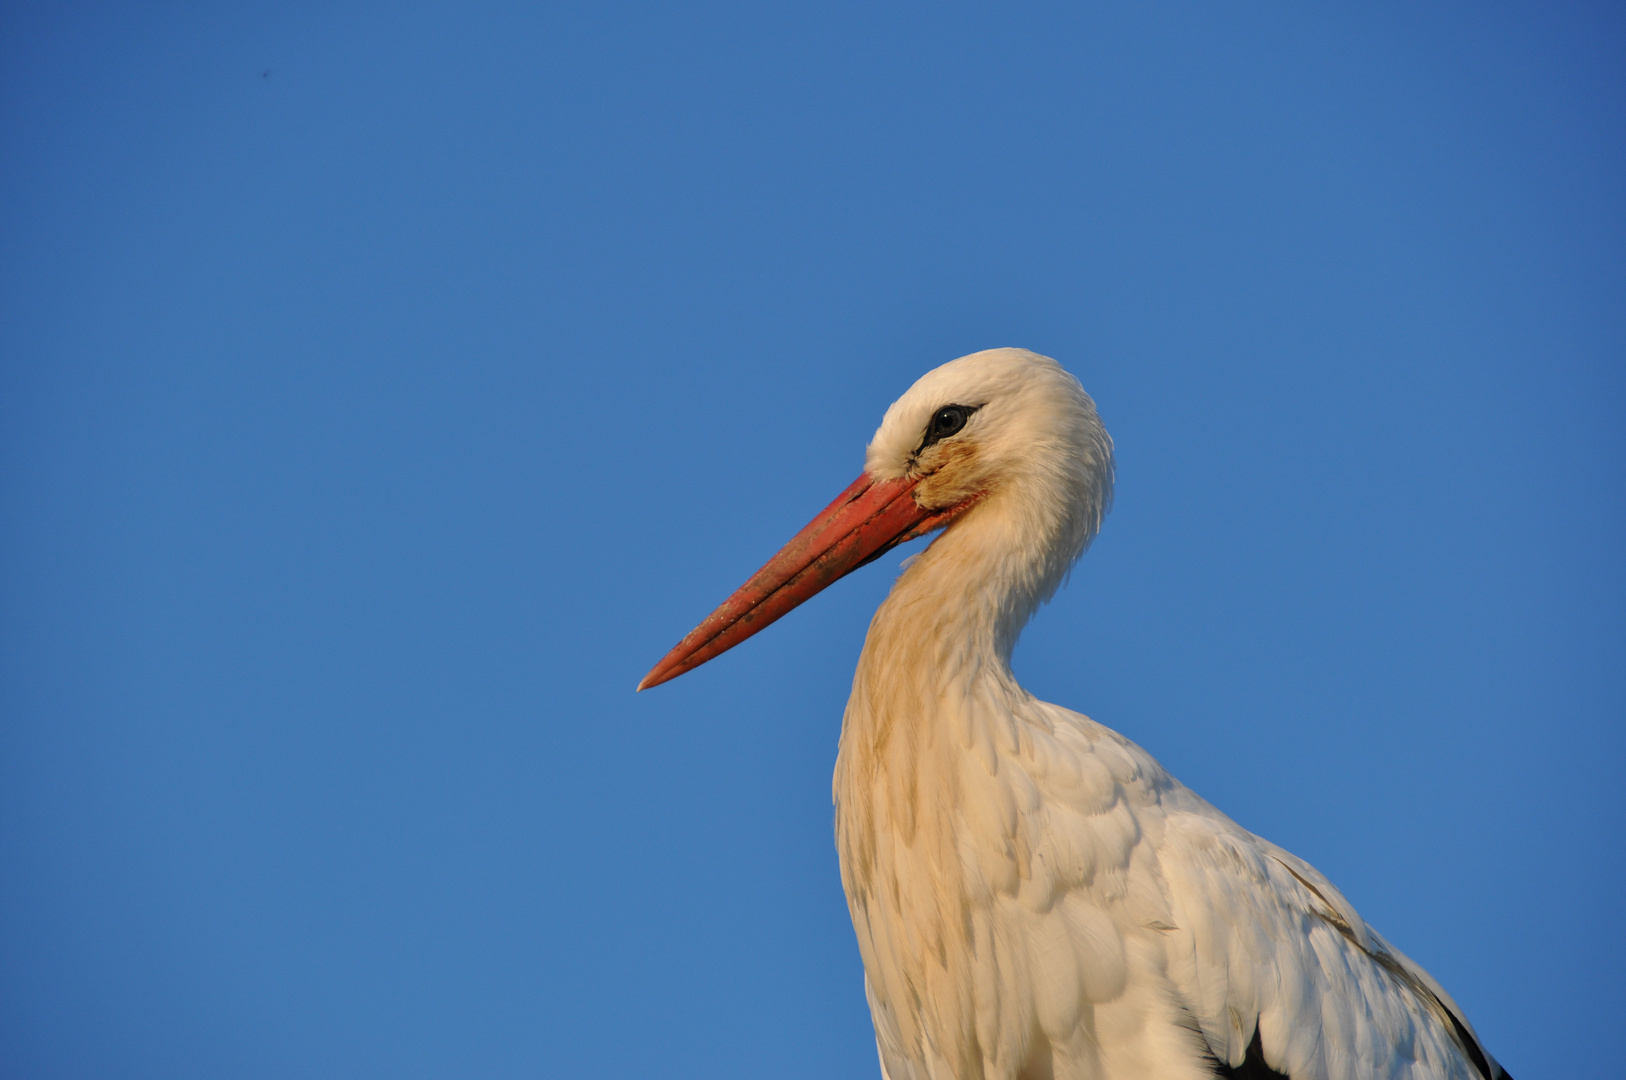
1005;701;1503;1080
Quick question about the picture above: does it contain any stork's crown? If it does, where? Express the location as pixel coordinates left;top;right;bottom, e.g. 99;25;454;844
865;347;1114;556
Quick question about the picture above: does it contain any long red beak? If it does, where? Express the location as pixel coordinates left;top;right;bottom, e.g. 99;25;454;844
638;472;963;691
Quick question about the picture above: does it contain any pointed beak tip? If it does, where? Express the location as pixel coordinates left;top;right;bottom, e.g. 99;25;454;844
634;471;934;692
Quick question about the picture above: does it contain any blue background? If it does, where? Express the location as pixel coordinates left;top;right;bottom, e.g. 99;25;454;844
3;4;1621;1077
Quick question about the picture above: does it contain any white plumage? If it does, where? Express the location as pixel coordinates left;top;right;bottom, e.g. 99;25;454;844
643;348;1510;1080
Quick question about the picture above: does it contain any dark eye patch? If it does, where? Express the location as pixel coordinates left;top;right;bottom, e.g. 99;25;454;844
918;404;979;452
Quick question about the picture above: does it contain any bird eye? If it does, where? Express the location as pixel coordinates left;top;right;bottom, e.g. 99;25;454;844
919;404;976;451
932;406;967;437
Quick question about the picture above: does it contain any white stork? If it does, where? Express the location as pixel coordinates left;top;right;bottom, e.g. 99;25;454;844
640;348;1511;1080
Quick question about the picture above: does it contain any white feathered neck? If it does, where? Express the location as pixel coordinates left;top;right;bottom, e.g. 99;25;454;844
831;350;1115;1074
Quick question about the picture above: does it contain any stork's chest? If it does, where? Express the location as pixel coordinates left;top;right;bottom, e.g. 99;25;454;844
830;701;1193;1080
832;694;1157;904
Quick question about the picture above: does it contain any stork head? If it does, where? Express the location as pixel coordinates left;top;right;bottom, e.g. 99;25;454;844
864;347;1113;538
638;348;1113;690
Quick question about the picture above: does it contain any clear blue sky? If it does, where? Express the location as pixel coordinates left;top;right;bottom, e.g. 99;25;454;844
2;3;1621;1077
